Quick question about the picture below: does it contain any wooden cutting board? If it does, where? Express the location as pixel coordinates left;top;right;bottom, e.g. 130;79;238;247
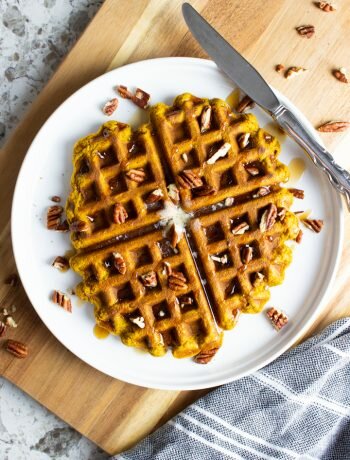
1;0;349;455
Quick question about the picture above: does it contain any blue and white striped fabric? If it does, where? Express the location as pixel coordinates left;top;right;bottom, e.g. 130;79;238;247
114;318;350;460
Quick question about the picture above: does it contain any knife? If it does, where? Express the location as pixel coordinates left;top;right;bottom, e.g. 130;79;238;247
182;3;350;210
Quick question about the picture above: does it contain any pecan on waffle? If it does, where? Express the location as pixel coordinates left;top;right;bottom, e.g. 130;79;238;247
70;229;223;358
66;121;169;250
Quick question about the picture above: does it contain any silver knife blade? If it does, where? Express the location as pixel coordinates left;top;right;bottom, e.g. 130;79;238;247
182;3;281;113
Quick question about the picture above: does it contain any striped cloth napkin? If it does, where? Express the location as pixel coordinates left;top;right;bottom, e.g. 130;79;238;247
114;318;350;460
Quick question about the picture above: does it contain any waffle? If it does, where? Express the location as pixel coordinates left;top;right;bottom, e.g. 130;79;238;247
67;93;301;360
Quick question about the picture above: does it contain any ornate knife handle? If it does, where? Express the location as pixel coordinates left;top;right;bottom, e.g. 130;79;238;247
273;106;350;211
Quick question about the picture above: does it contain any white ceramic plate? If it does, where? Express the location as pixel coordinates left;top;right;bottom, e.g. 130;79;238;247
12;58;343;390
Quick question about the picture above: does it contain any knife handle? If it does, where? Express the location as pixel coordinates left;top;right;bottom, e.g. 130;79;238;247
274;107;350;211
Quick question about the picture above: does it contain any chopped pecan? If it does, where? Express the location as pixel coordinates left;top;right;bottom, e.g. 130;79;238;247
200;105;212;133
296;229;303;243
163;261;172;276
52;290;72;313
113;252;127;274
167;184;180;205
177;170;203;189
207;142;231;164
241;246;253;264
296;25;315;38
52;256;69;272
266;307;288;330
253;186;270;198
133;88;151;109
333;68;348;84
6;339;28;358
315;2;336;12
113;203;128;224
277;207;287;221
141;271;157;288
236;95;255;113
126;168;146;183
5;316;17;328
288;188;305;199
102;98;119;116
285;66;307;79
194;347;219;364
182;153;188;163
47;205;63;230
237;133;251;149
168;223;181;248
4;273;19;286
302;218;324;233
0;321;7;338
232;222;250;235
56;219;69;232
146;188;164;204
210;254;228;264
225;197;234;206
51;195;61;203
275;64;285;73
168;271;187;291
317;121;350;132
70;220;89;232
130;316;145;329
117;85;134;99
193;184;216;196
245;166;260;176
179;295;193;307
260;204;277;232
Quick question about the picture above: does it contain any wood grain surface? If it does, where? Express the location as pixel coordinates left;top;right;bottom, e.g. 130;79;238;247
0;0;349;454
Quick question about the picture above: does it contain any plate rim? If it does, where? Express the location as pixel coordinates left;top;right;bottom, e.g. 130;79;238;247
11;57;344;390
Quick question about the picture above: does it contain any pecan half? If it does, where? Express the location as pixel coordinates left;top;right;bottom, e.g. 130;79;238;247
237;133;251;149
6;339;28;358
288;188;305;199
4;273;19;286
241;246;253;264
146;188;164;203
302;218;324;233
253;186;270;198
285;66;307;79
51;195;61;203
0;321;7;338
126;168;146;183
333;68;348;83
296;25;315;38
236;95;255;113
193;184;216;196
52;290;72;312
47;205;63;230
133;88;151;109
177;170;203;189
200;105;212;133
260;204;277;232
194;347;219;364
266;307;288;330
315;2;336;12
245;166;260;176
113;203;128;224
296;229;303;243
275;64;285;73
232;222;250;235
117;85;134;99
317;121;350;132
168;223;181;248
277;207;287;221
52;256;69;271
69;220;89;232
167;184;180;205
168;271;188;291
113;252;126;274
102;98;119;116
207;142;231;164
141;271;157;288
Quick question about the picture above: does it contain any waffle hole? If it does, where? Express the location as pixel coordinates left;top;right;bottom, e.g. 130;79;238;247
180;148;200;168
90;210;109;232
178;293;197;313
103;255;120;276
162;328;179;347
97;146;119;168
115;282;135;302
140;272;161;294
131;246;153;268
123;200;137;220
82;182;99;204
157;239;178;258
210;251;232;271
197;110;220;133
188;318;205;339
224;278;242;299
152;301;171;320
171;122;191;144
219;168;237;189
204;222;225;244
239;241;261;263
77;158;90;175
244;161;266;179
249;270;266;286
127;139;146;157
85;265;98;283
108;174;128;195
206;140;226;163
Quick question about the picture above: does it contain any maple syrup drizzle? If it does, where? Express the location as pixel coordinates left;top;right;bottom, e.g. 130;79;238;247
288;157;306;184
263;121;287;143
225;88;240;110
93;324;110;339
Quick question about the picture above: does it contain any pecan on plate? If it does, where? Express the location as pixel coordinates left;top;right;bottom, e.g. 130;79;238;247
194;347;219;364
102;98;119;116
266;307;288;330
51;195;61;203
113;252;127;274
177;170;203;189
6;339;28;358
296;229;303;243
52;290;72;313
133;88;151;109
288;188;305;199
168;271;188;291
52;256;69;272
302;218;324;233
260;204;277;232
47;205;63;230
113;203;128;224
